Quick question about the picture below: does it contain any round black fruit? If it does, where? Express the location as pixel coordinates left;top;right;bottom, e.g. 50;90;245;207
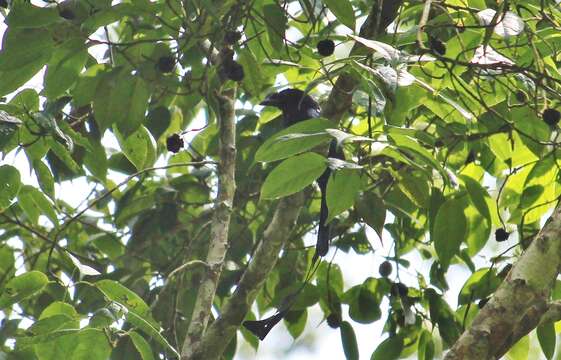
379;261;393;278
166;134;184;153
224;60;244;82
495;228;510;242
326;313;341;328
429;37;446;56
157;56;175;73
317;39;335;57
224;31;242;45
391;282;408;297
543;108;560;126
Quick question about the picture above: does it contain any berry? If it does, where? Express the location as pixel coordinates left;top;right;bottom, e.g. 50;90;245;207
166;134;183;153
317;39;335;57
391;282;408;297
223;60;244;82
326;313;341;328
429;37;446;56
224;31;242;45
478;297;489;309
379;261;392;278
543;108;560;127
495;228;510;242
59;8;75;20
157;56;175;73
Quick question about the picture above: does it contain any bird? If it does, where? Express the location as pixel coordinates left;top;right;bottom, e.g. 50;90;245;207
260;88;343;259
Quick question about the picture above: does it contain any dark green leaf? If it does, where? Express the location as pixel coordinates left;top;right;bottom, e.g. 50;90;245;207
537;322;555;360
326;169;361;222
323;0;355;30
0;271;49;309
432;197;467;268
0;164;21;210
33;160;55;199
355;192;386;239
261;152;327;200
262;4;287;52
255;118;333;163
129;331;155;360
340;321;359;360
370;335;403;360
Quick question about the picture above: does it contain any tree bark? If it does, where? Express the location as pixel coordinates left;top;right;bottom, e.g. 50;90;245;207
181;88;237;359
445;205;561;360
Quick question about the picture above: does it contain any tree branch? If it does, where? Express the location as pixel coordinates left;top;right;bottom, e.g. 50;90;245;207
191;2;405;359
180;87;237;359
193;192;305;359
445;205;561;359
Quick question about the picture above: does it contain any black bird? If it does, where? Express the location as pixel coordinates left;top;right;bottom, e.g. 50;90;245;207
260;88;343;259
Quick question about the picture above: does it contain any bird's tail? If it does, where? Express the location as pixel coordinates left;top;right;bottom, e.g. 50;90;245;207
315;169;331;259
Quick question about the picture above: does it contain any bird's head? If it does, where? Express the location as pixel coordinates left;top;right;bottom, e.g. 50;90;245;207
260;88;320;124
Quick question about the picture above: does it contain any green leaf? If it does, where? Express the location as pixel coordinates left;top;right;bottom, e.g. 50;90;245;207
432;198;467;268
460;175;491;222
457;268;501;305
33;160;55;199
17;185;58;226
284;310;307;339
96;281;178;356
0;29;53;97
344;279;382;324
537;322;555;360
464;204;491;256
371;335;403;360
396;172;430;208
6;2;60;28
0;271;48;309
93;68;150;135
126;311;180;358
355;192;386;239
95;280;157;327
83;141;108;181
73;64;109;106
426;289;461;347
34;328;111;360
48;139;81;173
323;0;355;30
262;4;287;52
44;40;89;99
388;134;446;181
115;126;157;171
418;330;435;360
316;262;344;296
326;169;361;222
129;331;155;360
261;152;327;200
340;321;359;360
238;48;263;97
145;107;171;141
255;118;333;163
0;165;21;210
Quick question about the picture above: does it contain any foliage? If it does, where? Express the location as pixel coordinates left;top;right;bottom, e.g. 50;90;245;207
0;0;560;359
